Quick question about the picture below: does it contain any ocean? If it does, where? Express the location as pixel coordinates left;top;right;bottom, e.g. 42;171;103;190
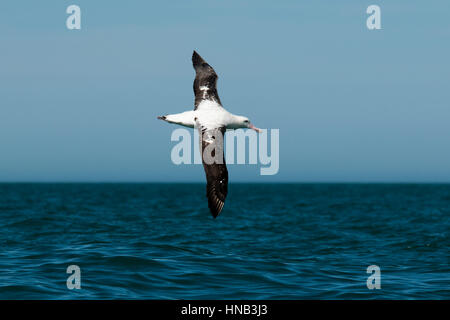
0;183;448;299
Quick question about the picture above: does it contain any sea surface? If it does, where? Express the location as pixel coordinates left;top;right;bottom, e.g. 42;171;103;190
0;183;448;299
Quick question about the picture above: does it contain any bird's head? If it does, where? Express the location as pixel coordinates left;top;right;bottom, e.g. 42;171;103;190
235;116;261;133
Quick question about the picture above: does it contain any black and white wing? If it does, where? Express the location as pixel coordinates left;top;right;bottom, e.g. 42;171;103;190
192;51;222;110
197;124;228;218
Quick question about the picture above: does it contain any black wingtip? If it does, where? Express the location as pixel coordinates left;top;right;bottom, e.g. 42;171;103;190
192;50;199;59
192;50;207;68
210;210;220;219
208;199;225;219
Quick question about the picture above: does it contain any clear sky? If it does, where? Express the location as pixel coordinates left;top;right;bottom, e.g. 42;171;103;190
0;0;449;182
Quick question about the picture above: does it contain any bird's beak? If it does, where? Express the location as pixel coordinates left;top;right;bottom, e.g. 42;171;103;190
248;123;261;133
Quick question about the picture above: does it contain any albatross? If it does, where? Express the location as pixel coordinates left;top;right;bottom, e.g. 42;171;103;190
157;51;261;218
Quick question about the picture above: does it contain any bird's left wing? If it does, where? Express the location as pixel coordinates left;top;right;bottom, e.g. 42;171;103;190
192;51;222;110
196;122;228;218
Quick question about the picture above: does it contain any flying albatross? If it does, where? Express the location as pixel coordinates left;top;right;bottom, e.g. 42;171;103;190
157;51;261;218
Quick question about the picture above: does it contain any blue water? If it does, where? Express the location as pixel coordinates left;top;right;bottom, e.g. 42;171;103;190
0;183;448;299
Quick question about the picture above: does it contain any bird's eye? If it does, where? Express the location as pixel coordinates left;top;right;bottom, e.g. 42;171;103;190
244;120;249;123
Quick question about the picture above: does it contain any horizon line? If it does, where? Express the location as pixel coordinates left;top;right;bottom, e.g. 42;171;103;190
0;181;450;184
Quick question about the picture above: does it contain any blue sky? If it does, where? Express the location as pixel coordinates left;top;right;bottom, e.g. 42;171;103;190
0;1;449;182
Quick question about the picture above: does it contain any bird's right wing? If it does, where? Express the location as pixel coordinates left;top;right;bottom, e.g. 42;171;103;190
196;123;228;218
192;51;222;110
